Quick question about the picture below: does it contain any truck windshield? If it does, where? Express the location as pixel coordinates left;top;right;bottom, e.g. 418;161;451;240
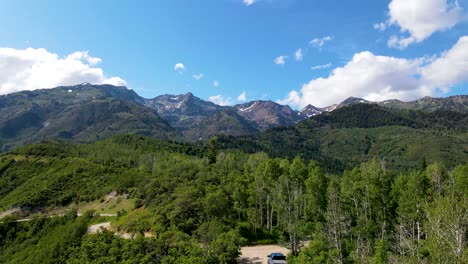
273;256;286;260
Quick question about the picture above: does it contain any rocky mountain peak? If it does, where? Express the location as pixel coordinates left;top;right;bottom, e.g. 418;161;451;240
340;97;369;106
300;104;323;118
234;100;302;130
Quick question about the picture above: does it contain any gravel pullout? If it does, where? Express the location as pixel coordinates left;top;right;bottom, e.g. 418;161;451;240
238;244;289;264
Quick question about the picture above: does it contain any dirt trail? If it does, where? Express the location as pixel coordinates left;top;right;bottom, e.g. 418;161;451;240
0;208;22;220
238;244;289;264
87;222;111;234
86;222;155;239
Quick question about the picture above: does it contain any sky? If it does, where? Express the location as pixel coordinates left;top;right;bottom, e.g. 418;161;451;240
0;0;467;108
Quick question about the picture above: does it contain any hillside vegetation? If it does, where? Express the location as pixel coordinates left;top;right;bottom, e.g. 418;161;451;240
219;104;468;172
0;135;466;263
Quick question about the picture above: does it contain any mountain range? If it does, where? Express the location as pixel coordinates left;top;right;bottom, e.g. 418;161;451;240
0;83;466;150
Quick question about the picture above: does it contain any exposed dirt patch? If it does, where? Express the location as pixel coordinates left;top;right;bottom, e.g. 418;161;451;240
0;207;23;220
238;244;290;264
87;222;111;234
87;221;155;239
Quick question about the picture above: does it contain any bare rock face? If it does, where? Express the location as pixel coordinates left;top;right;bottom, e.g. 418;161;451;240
378;95;468;113
145;92;223;131
300;104;323;118
234;100;303;130
0;84;176;150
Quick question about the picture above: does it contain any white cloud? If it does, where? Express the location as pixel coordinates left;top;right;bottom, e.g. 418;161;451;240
193;73;204;80
384;0;464;49
0;47;126;95
209;94;233;106
279;36;468;108
388;35;422;50
421;36;468;91
174;63;185;73
277;90;301;106
237;91;247;101
243;0;256;6
373;22;387;31
294;49;303;61
213;80;219;87
66;51;102;65
311;63;332;70
310;36;333;48
274;55;287;65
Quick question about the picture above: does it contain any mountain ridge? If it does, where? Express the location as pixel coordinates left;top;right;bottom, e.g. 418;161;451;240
218;103;468;172
0;83;466;149
0;84;177;150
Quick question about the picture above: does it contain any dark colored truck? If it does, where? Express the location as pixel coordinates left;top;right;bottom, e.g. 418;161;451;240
267;253;287;264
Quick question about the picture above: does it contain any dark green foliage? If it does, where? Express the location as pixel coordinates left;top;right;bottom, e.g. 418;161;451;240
300;104;467;130
0;134;466;263
219;104;468;173
183;110;258;141
207;136;219;164
0;215;89;264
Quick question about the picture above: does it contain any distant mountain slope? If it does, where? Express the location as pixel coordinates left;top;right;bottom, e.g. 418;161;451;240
299;95;468;117
300;104;323;118
145;92;223;130
183;110;258;141
145;94;305;139
0;84;176;150
0;84;466;150
300;103;468;130
234;100;303;130
218;104;468;172
378;95;468;113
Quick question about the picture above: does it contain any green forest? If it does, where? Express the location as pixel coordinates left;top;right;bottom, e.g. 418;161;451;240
218;104;468;173
0;135;466;263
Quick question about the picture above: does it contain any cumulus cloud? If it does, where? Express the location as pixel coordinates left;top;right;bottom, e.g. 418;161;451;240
421;36;468;91
0;47;126;95
209;94;233;106
237;91;247;101
193;73;204;80
274;55;287;65
243;0;256;6
278;36;468;108
383;0;465;49
213;80;219;87
310;36;333;48
311;63;332;70
294;49;303;61
174;63;185;73
277;90;301;106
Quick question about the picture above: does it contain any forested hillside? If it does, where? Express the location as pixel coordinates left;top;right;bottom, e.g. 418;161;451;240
219;104;468;172
0;135;466;263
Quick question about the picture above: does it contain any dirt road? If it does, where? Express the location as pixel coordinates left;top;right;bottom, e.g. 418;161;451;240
238;244;289;264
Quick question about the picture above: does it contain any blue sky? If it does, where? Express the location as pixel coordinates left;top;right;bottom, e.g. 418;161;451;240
0;0;467;108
